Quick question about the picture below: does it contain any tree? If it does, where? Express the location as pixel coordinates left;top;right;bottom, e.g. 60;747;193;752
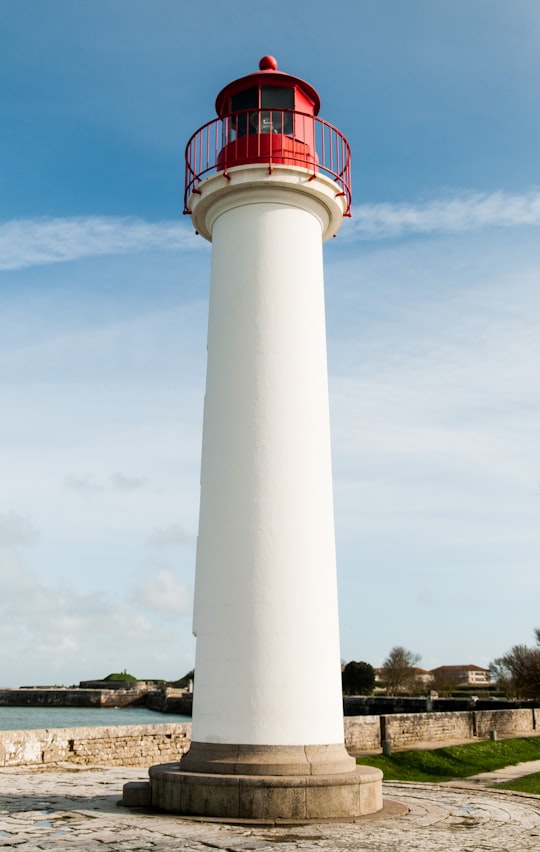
430;668;461;698
381;646;421;695
490;629;540;699
172;670;195;688
342;661;375;695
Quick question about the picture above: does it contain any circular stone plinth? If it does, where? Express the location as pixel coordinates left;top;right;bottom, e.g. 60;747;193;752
178;741;356;776
147;763;383;822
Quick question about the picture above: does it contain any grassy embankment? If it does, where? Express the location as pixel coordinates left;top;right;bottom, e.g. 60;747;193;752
356;736;540;792
496;773;540;793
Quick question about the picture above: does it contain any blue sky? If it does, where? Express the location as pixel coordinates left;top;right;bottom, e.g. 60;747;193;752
1;0;539;687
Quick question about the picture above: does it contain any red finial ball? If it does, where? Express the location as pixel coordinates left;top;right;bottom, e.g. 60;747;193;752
259;55;278;71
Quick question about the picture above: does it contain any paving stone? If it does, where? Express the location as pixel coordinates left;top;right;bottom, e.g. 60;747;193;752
0;766;540;850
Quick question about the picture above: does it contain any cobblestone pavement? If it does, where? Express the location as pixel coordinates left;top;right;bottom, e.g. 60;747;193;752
1;765;540;851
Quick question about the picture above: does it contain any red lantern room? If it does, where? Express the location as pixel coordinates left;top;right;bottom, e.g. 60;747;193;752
215;55;319;170
184;57;351;216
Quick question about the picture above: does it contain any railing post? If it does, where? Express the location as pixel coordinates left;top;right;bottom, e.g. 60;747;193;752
183;111;351;218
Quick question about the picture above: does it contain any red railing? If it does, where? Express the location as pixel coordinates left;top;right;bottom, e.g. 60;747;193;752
184;109;351;216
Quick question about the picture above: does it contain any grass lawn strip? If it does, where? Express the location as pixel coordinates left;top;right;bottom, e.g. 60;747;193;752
493;771;540;794
356;737;540;783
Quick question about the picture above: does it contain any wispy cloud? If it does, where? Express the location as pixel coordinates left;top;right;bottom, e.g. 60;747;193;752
0;512;38;548
348;190;540;240
134;565;193;616
0;216;203;271
110;472;147;492
64;472;147;495
0;550;194;684
3;191;540;272
147;523;192;548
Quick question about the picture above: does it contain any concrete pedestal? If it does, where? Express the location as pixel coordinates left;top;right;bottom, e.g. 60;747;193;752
123;761;383;822
123;739;383;821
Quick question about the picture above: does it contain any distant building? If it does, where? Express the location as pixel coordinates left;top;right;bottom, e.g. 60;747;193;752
429;665;491;687
413;667;433;686
374;663;491;695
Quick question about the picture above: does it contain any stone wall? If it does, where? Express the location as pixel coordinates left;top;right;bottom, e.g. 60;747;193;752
0;688;148;708
0;724;191;768
343;716;381;752
475;708;539;739
0;709;537;767
347;708;538;751
0;687;192;712
383;711;475;748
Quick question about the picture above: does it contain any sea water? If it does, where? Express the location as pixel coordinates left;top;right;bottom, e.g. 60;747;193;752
0;706;190;731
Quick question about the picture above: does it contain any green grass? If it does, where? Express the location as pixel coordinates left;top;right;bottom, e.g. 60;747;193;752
494;772;540;794
356;737;540;783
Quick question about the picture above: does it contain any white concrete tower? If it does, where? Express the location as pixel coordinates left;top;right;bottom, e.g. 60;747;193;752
147;56;382;821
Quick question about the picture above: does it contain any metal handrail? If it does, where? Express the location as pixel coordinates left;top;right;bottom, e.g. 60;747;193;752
184;109;351;216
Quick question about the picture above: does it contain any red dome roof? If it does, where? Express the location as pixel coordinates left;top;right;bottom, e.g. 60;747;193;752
215;56;320;117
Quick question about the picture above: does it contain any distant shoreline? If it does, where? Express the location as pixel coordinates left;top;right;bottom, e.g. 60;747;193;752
0;687;193;716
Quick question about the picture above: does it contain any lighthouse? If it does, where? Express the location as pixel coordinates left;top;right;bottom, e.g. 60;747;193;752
135;57;382;820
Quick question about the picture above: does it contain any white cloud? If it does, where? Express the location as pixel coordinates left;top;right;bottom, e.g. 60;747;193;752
147;523;192;548
0;512;38;548
2;191;540;274
348;190;540;240
64;472;147;495
0;550;194;685
64;475;105;495
110;472;147;492
325;224;540;667
0;549;146;647
329;239;540;506
134;565;193;616
0;216;203;271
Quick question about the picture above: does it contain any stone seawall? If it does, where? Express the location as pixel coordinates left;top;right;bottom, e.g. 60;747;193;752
0;724;191;768
0;687;193;713
0;709;538;767
0;689;148;708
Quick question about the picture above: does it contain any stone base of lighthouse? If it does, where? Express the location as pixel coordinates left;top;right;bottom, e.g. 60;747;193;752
122;743;383;822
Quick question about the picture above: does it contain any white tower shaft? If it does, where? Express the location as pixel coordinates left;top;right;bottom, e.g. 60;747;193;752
185;167;352;770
